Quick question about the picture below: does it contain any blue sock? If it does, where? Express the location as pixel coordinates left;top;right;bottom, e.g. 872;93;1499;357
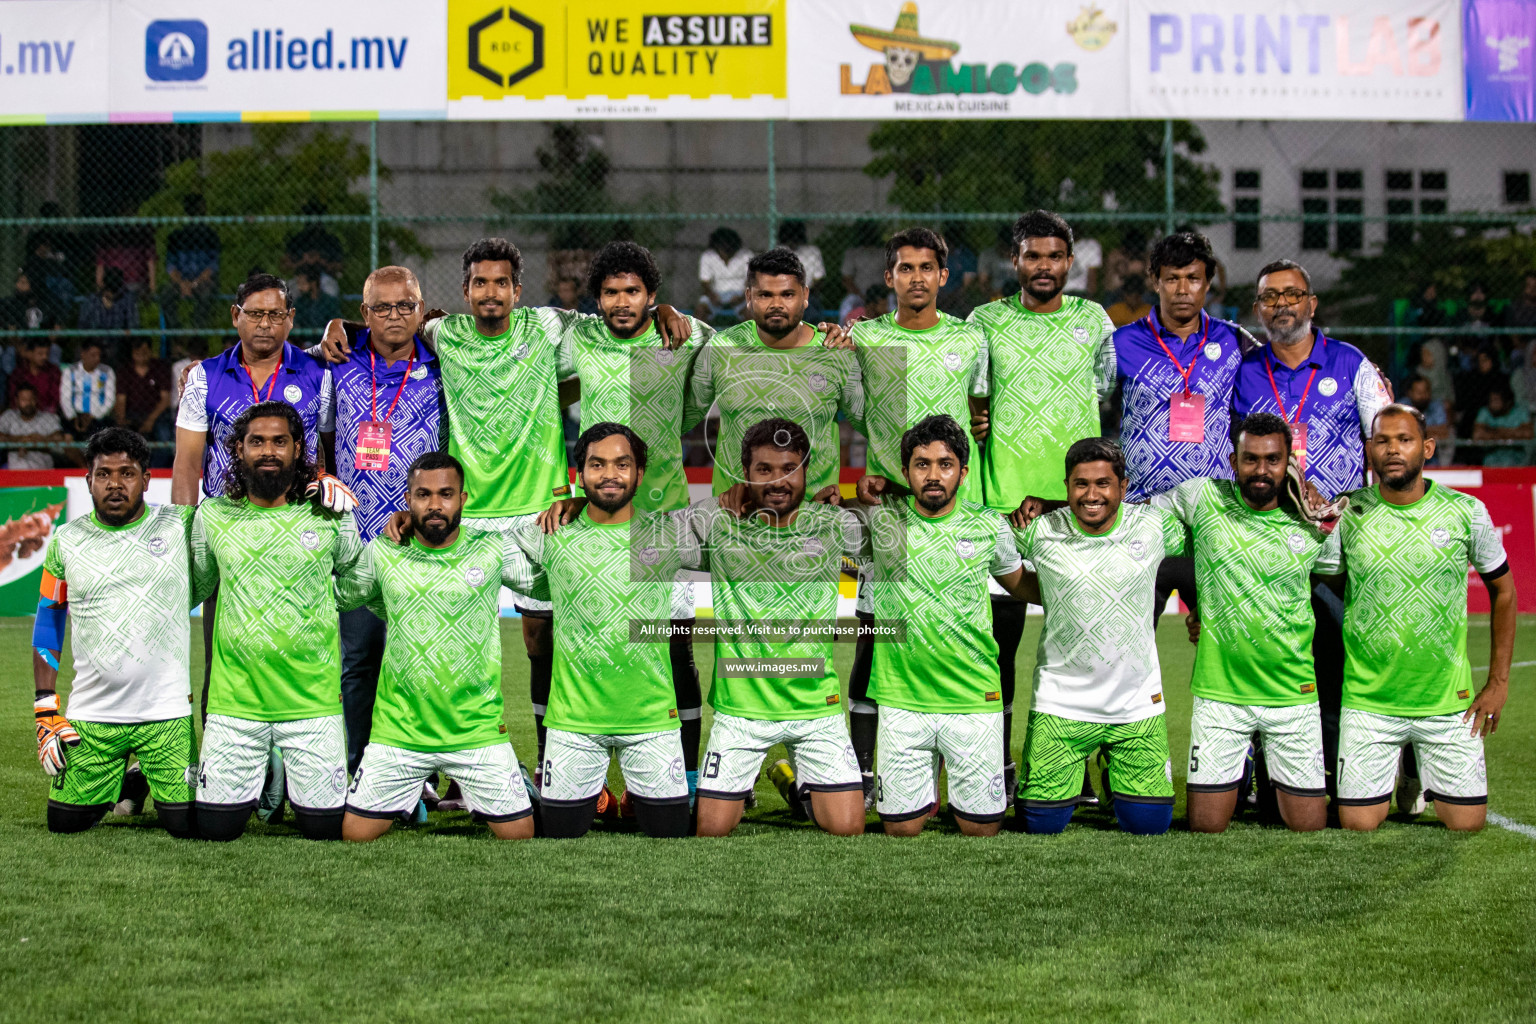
1114;799;1173;835
1022;804;1075;834
686;770;698;809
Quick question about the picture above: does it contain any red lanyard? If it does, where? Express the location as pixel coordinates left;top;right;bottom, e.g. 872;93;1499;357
240;351;282;404
1147;310;1208;398
368;348;416;424
1264;348;1321;426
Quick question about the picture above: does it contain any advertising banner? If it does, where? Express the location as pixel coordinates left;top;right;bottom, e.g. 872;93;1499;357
786;0;1130;119
447;0;788;119
0;1;110;123
1128;0;1463;120
1463;0;1535;121
0;486;65;615
107;0;447;121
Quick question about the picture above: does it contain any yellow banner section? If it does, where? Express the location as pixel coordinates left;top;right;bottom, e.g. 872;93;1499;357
448;0;786;101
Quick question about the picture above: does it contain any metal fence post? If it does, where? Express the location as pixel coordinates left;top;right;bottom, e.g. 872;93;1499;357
368;121;379;269
1163;118;1175;236
766;119;778;247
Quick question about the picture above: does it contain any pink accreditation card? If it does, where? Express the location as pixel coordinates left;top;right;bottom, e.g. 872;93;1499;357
1168;393;1205;443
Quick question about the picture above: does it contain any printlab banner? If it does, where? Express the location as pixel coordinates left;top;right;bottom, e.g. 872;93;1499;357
786;0;1130;119
1463;0;1535;121
1128;0;1464;120
447;0;788;119
108;0;446;120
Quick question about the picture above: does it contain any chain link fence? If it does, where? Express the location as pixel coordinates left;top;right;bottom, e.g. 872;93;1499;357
0;118;1533;464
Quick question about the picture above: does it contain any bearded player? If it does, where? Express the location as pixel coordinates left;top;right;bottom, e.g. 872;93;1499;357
342;452;542;841
34;428;206;837
191;402;367;841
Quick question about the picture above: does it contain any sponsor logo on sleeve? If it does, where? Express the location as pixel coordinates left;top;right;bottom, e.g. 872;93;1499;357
1151;692;1163;704
1457;688;1470;700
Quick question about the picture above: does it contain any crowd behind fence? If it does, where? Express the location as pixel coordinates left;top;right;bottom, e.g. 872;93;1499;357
0;119;1533;471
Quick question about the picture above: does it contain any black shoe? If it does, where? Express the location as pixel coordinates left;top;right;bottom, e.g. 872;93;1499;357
1004;762;1018;804
113;764;150;816
1078;763;1100;807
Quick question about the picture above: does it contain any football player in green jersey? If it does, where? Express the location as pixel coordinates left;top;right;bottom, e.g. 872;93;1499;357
845;227;990;806
691;418;865;838
342;452;541;841
970;210;1116;803
34;428;203;837
518;423;701;839
192;403;367;841
1012;438;1185;836
859;415;1035;837
1333;404;1515;832
1151;413;1340;833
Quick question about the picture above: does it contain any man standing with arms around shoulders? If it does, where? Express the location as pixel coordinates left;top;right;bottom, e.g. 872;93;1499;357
1151;414;1341;833
318;266;445;783
342;452;540;842
1332;405;1515;832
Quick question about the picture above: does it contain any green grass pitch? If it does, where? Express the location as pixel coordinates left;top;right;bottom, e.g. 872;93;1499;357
0;615;1532;1023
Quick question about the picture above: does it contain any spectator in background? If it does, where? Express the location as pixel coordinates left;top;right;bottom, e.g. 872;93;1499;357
94;202;157;298
0;268;62;337
697;226;751;321
1456;346;1505;437
1507;272;1536;332
936;222;979;317
1101;229;1148;302
1473;382;1532;467
1063;231;1103;298
9;340;61;414
116;336;173;462
842;283;888;326
292;264;341;331
778;221;825;289
1411;339;1455;406
23;202;79;312
60;339;116;438
1406;373;1455;466
1456;283;1502;335
1408;281;1446;328
1104;272;1152;327
284;200;345;297
839;222;886;316
1509;337;1536;408
159;194;221;328
546;275;597;314
79;266;138;333
0;383;65;469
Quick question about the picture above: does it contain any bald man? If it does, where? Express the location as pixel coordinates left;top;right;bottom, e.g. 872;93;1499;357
319;266;448;783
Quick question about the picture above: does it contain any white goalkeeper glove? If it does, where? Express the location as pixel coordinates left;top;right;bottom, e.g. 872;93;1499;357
306;473;358;514
35;692;79;777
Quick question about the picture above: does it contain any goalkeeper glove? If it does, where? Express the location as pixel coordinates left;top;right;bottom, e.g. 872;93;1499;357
306;473;358;514
35;692;79;776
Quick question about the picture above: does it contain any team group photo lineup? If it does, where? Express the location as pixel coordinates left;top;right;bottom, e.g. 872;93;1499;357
32;210;1518;843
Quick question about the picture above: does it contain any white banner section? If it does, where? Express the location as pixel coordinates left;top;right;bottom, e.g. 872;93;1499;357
0;1;110;121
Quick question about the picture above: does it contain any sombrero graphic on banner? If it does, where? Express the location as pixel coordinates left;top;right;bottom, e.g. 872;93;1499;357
841;2;1083;96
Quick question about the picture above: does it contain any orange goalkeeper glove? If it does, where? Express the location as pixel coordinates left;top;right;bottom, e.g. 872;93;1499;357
35;692;79;776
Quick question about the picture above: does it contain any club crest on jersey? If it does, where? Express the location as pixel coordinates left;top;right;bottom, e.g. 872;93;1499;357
1318;377;1339;397
1128;538;1149;560
512;342;531;360
638;545;661;565
807;372;829;393
147;536;169;557
300;529;320;550
955;538;976;558
1287;533;1306;553
801;536;826;556
283;384;303;403
1430;527;1451;548
943;351;963;371
655;348;676;367
409;363;428;380
331;767;347;793
1073;326;1090;343
1203;341;1222;361
465;566;486;587
669;756;685;783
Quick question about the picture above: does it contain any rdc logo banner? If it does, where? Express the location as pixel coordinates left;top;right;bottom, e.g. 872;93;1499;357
1128;0;1464;121
1464;0;1536;121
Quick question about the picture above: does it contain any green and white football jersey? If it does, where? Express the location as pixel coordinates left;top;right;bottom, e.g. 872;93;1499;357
1016;503;1185;724
1337;481;1507;717
352;530;548;752
512;509;703;735
967;293;1116;509
43;505;203;724
559;315;710;513
427;308;584;518
684;322;863;498
1152;479;1342;707
682;498;864;721
860;496;1020;714
850;311;989;504
191;498;367;722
